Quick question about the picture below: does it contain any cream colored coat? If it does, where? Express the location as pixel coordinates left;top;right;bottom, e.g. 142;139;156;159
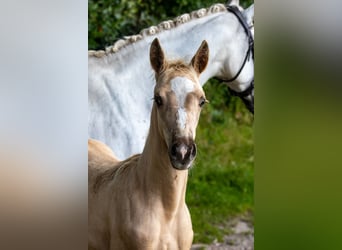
88;37;211;249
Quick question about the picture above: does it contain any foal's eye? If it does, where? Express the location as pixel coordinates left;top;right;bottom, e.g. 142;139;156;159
154;95;163;107
199;97;207;108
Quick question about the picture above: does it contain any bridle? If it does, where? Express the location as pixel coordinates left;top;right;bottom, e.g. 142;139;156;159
216;5;254;105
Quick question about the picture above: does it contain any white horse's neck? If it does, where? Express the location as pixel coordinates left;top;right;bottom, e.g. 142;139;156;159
138;107;188;216
89;7;247;88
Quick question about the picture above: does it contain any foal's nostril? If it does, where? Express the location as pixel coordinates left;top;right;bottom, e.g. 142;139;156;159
190;143;197;158
171;143;178;158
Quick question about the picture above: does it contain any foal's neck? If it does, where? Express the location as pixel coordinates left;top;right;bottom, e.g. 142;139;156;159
139;107;188;216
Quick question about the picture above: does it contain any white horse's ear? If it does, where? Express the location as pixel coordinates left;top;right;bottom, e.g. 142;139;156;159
191;40;209;75
243;4;254;27
227;0;239;6
227;0;244;12
150;38;166;73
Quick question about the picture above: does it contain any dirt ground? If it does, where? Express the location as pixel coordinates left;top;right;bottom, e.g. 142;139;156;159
191;218;254;250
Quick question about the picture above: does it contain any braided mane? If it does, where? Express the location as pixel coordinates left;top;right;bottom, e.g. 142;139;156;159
88;3;226;58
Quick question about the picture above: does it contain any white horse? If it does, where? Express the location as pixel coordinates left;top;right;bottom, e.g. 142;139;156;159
89;1;254;160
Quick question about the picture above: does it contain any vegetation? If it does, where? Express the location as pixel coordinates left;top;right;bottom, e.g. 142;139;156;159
188;80;253;243
89;0;254;244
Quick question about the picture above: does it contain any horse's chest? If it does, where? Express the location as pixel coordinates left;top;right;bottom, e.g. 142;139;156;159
128;225;191;250
118;210;193;249
157;226;193;250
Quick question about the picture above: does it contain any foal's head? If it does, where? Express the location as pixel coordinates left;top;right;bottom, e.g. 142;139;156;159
150;38;209;170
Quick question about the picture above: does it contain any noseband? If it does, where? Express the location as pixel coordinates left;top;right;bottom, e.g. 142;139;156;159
216;5;254;99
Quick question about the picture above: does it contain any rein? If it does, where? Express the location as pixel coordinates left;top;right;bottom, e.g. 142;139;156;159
216;5;254;99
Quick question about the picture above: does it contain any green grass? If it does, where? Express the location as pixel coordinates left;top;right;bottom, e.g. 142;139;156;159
186;80;254;244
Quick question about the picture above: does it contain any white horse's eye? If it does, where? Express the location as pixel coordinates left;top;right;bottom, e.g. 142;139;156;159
154;95;163;107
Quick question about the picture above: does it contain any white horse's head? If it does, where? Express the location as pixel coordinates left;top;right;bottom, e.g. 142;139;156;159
221;2;254;113
150;38;209;170
227;0;254;33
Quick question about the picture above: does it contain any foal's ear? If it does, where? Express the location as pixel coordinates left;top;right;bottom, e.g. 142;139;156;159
191;40;209;75
150;38;165;73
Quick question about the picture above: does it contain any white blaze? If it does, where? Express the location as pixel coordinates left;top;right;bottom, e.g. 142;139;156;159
170;77;194;130
177;108;187;130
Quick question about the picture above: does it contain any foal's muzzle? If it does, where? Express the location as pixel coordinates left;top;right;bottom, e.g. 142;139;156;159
169;138;197;170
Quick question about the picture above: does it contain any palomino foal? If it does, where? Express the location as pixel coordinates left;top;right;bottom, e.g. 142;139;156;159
88;38;209;250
